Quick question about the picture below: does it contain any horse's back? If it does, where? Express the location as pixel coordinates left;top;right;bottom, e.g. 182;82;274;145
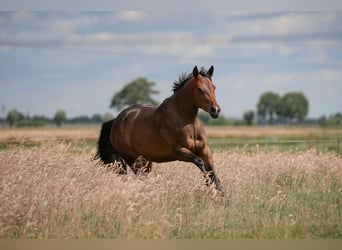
116;104;156;126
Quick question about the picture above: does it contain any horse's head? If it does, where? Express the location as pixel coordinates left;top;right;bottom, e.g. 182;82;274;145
192;65;221;119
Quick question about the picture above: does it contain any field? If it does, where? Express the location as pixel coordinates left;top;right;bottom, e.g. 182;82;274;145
0;126;341;238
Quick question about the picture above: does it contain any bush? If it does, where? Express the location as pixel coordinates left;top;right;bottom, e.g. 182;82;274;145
16;119;47;127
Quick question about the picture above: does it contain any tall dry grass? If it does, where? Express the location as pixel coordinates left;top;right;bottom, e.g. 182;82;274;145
0;126;99;142
0;142;341;238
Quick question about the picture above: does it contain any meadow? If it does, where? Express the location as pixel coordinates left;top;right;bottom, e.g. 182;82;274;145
0;126;341;238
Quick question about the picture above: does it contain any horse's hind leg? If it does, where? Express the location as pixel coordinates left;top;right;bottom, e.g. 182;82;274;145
117;163;128;175
146;161;152;173
141;161;152;175
131;156;152;176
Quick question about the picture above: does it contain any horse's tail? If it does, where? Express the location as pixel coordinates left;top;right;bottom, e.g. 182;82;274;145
94;118;117;164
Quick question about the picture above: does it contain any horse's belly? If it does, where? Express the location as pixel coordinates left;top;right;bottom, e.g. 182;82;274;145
133;139;176;163
147;153;176;163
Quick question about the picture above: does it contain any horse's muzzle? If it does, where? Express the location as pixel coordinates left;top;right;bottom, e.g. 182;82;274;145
209;106;221;119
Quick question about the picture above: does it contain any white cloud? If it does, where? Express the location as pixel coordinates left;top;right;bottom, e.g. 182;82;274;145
10;11;33;23
249;12;336;36
182;44;214;62
50;16;98;33
63;31;223;62
1;11;341;118
261;74;295;90
320;69;342;82
116;11;147;21
278;46;298;56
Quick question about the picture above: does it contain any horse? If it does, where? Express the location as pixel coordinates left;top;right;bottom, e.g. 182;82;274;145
95;65;223;194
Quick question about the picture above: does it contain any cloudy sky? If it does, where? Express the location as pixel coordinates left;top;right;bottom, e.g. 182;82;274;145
0;10;341;119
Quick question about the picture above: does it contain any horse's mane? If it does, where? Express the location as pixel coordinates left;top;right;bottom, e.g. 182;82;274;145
172;67;212;93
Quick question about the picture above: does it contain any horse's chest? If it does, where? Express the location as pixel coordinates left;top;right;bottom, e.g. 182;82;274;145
193;138;205;151
186;132;205;151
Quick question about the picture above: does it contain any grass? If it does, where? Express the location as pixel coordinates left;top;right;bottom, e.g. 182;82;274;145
208;138;341;153
0;134;341;238
206;126;342;154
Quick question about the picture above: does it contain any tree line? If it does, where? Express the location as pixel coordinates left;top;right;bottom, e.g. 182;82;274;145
4;108;114;127
2;77;340;127
255;91;309;125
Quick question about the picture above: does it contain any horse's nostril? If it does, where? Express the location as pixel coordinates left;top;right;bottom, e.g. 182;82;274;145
211;106;220;114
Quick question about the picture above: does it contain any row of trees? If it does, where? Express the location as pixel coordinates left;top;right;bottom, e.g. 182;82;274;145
242;92;309;126
319;113;342;127
4;109;114;127
5;77;336;127
5;109;67;127
256;91;309;125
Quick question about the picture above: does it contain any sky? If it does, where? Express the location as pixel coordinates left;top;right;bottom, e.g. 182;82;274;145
0;10;342;119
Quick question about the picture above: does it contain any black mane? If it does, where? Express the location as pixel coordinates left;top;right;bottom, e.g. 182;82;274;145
172;67;212;93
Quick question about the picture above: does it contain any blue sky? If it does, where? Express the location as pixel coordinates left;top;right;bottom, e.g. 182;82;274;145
0;11;341;119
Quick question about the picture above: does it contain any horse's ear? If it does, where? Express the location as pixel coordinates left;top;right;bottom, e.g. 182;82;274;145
208;65;214;78
193;66;199;79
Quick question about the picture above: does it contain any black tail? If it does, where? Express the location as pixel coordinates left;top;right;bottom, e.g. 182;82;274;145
94;118;116;164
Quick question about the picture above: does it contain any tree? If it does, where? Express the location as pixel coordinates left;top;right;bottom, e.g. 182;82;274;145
6;108;23;127
243;110;255;126
257;92;280;125
54;110;66;127
91;113;103;123
110;77;159;111
280;92;309;123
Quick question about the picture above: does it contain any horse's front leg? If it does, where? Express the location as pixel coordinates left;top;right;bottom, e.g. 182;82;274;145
176;147;207;173
199;146;224;195
176;147;223;195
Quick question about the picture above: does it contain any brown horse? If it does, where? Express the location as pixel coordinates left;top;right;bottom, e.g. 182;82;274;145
95;65;223;194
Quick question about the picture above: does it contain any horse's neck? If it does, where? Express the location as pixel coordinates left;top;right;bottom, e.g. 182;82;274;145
169;87;198;122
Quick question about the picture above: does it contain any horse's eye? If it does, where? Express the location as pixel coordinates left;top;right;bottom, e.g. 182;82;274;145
198;87;203;92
